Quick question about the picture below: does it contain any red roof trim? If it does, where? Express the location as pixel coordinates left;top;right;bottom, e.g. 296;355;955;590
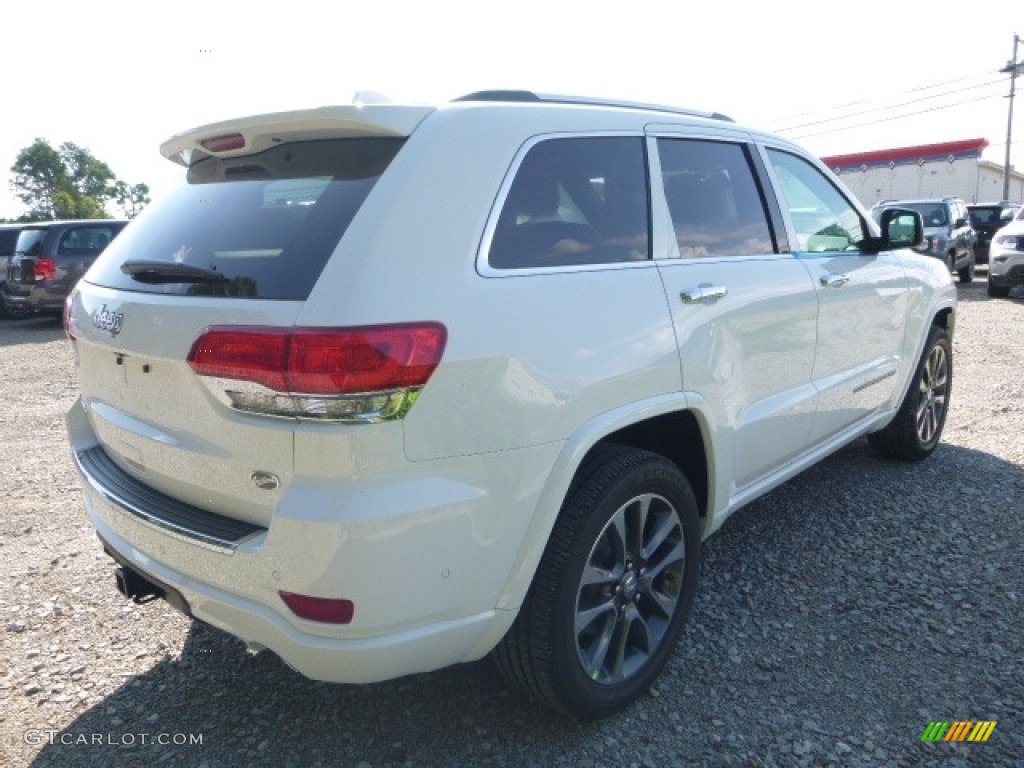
821;138;989;168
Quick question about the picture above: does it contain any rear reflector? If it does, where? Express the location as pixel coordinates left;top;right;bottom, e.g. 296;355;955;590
279;591;354;624
187;323;447;421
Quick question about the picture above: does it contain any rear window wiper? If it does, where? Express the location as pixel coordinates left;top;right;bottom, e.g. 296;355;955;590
121;260;229;285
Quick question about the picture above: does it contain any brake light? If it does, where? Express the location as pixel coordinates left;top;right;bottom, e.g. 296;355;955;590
200;133;246;152
187;323;447;422
34;258;56;281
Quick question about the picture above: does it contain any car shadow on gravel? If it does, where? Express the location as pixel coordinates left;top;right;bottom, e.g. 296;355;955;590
27;618;584;768
0;315;64;347
956;269;1024;305
27;439;1024;768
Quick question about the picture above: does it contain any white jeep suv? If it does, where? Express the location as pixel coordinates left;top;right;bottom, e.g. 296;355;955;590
65;91;955;720
988;205;1024;297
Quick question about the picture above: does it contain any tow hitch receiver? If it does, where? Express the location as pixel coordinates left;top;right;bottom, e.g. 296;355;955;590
114;565;163;604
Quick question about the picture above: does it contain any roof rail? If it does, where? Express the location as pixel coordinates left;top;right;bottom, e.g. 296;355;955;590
453;90;734;122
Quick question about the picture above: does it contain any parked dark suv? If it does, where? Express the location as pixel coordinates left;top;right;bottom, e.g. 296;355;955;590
0;223;28;318
871;197;976;282
2;220;128;317
967;201;1021;264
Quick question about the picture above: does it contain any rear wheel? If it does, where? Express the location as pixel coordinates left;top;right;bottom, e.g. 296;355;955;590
494;445;701;720
868;324;951;461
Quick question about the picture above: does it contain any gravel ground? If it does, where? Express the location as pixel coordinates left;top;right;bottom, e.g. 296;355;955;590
1;273;1022;768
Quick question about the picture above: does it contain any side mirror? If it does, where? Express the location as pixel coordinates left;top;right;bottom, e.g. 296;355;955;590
954;217;969;229
1000;208;1017;222
875;208;923;250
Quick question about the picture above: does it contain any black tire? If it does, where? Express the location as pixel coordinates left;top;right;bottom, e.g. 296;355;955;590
868;324;951;461
987;279;1010;298
493;445;701;720
957;255;974;283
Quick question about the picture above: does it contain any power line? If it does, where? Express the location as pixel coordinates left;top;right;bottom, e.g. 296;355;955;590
760;68;1008;133
772;78;1005;134
787;92;1004;140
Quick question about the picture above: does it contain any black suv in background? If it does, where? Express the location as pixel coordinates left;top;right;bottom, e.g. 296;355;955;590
0;224;28;317
871;197;976;282
2;220;128;317
967;201;1021;264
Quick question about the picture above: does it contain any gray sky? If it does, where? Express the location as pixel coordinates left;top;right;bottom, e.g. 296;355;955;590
1;0;1020;219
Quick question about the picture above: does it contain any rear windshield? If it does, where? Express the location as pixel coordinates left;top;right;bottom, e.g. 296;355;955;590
968;206;998;227
86;138;405;300
15;228;48;257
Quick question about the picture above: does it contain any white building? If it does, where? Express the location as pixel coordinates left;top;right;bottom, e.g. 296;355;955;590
822;139;1024;207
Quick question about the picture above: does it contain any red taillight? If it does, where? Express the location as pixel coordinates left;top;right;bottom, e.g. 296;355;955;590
34;257;56;281
287;325;447;394
187;323;447;420
189;329;291;391
279;592;354;624
200;133;246;152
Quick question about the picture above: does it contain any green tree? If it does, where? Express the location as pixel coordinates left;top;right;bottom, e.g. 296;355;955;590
112;180;151;219
59;142;115;201
10;138;66;220
9;138;149;221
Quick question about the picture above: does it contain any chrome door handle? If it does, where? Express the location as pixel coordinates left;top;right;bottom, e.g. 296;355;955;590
680;285;728;304
820;274;850;288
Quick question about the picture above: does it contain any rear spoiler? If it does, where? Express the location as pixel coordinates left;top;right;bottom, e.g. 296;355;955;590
160;105;434;167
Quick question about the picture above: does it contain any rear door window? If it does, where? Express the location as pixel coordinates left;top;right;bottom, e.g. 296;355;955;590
657;138;775;258
86;138;405;300
487;136;650;269
58;225;122;256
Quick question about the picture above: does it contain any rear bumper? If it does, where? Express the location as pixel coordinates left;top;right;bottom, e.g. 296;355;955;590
88;504;512;683
1;283;32;308
988;263;1024;288
1;279;67;313
66;397;547;684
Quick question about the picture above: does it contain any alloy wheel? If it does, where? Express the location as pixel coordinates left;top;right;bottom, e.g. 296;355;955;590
574;493;685;685
916;343;949;445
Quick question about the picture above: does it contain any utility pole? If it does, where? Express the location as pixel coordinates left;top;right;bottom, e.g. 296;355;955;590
1001;34;1022;200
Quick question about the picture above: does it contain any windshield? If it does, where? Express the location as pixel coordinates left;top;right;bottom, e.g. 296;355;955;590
968;207;999;227
902;203;947;228
85;137;405;300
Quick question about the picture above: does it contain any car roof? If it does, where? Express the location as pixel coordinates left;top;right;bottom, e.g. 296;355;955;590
20;219;128;230
877;198;960;205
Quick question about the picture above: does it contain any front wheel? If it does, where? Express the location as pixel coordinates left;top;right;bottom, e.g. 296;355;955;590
868;324;951;461
987;279;1010;298
493;445;701;720
957;256;974;283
